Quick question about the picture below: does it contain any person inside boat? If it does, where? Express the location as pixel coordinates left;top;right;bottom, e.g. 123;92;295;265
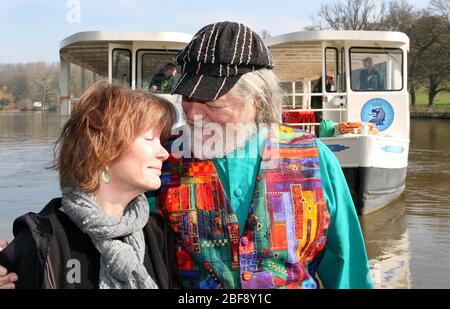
0;81;177;289
359;57;385;90
311;75;334;136
148;63;178;94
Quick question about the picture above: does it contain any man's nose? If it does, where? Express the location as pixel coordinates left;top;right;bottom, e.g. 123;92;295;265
182;101;207;121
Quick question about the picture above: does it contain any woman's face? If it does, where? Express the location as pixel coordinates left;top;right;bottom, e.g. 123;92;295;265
108;127;169;193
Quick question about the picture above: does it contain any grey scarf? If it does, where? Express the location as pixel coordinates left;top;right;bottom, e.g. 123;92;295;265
61;186;158;289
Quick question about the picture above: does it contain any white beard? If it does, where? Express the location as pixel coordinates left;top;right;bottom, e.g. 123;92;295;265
187;121;258;160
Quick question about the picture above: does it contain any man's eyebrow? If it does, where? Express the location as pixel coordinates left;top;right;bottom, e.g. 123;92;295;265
183;97;209;104
205;102;226;108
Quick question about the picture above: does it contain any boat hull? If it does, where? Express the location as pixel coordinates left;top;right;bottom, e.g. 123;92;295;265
343;166;407;215
320;134;409;215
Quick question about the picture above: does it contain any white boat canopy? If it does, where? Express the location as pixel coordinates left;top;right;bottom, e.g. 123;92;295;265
59;31;192;77
265;30;409;82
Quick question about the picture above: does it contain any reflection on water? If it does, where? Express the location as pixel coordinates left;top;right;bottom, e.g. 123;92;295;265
0;113;449;288
403;119;450;289
360;119;450;288
360;195;411;288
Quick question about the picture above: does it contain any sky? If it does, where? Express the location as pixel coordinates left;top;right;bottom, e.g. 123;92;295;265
0;0;430;63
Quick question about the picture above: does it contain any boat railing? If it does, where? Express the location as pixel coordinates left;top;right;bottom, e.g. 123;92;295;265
281;92;348;134
282;93;347;105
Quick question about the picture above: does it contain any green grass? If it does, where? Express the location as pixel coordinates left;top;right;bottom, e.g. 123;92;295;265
414;91;450;111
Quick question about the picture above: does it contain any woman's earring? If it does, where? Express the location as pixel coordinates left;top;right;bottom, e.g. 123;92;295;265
101;167;111;184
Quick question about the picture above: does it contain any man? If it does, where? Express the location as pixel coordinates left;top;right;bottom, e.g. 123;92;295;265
359;57;384;91
149;21;372;289
310;74;335;135
0;21;373;289
148;63;178;93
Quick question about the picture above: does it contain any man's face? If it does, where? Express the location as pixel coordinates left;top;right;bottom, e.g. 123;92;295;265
181;92;256;127
166;68;177;77
363;61;371;70
181;92;257;157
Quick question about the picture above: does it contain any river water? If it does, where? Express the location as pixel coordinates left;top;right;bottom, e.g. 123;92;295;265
0;112;449;288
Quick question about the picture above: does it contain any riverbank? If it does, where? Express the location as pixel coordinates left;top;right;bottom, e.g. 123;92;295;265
410;112;450;119
410;106;450;119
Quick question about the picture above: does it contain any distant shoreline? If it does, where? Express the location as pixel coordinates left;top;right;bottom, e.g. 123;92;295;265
410;112;450;119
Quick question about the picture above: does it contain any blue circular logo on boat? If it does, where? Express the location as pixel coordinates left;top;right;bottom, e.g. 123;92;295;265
360;98;394;131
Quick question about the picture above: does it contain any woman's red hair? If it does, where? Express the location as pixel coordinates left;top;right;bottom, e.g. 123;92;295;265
55;80;176;192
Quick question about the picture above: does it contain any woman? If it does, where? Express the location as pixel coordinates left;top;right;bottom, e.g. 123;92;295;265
0;81;177;289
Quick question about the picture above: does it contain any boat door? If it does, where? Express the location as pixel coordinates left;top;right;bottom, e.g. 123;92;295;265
134;46;185;127
109;44;132;88
270;40;348;135
345;46;409;140
319;45;348;127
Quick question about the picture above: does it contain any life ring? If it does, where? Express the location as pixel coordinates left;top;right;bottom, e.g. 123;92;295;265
337;122;376;135
337;122;361;129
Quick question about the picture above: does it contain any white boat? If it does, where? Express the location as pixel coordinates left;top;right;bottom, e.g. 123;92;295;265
266;31;410;215
59;30;410;215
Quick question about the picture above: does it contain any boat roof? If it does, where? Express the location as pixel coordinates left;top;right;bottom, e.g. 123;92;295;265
265;30;409;47
59;30;409;81
59;31;192;75
265;30;409;82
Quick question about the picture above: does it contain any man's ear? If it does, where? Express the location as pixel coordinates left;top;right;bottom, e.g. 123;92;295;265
252;98;262;122
254;98;262;109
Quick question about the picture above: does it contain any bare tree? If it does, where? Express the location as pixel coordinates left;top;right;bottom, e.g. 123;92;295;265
34;64;59;109
0;62;60;110
383;0;416;31
307;0;417;31
307;0;386;30
26;62;57;108
9;72;29;104
429;0;450;20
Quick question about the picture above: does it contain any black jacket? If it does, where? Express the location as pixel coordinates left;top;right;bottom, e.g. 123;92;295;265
0;198;177;289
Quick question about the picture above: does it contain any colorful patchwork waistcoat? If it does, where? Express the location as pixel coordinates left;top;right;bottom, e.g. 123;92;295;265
156;124;330;289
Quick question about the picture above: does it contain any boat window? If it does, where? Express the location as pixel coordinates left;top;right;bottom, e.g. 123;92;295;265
350;47;403;91
325;48;338;93
112;49;131;87
280;81;304;108
136;49;180;92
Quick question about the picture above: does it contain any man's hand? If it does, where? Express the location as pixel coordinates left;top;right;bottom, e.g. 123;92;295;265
0;240;18;289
